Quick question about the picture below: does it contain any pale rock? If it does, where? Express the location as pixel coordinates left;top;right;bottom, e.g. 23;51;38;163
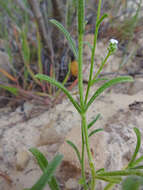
65;178;79;190
0;179;12;190
14;167;43;189
128;78;143;95
2;184;24;190
37;120;64;146
16;150;30;171
11;184;24;190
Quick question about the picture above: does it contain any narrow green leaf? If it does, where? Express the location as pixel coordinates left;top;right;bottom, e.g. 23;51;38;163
30;154;63;190
48;177;61;190
29;148;48;171
91;53;111;85
122;176;140;190
88;114;101;129
89;128;103;137
29;148;61;190
78;0;85;34
91;77;109;84
50;19;78;59
132;156;143;167
96;168;105;173
66;140;81;165
98;169;143;177
21;28;30;63
130;165;143;170
0;85;18;96
96;14;108;28
96;175;121;183
128;128;141;168
85;76;134;111
35;74;81;113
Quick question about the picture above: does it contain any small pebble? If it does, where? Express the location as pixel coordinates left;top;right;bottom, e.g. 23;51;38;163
65;178;79;190
16;150;30;171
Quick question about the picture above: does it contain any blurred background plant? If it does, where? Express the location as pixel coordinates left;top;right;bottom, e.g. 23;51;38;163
0;0;142;108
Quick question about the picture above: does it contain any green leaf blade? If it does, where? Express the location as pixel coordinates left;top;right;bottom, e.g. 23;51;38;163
122;176;140;190
128;128;141;168
0;85;18;96
35;74;81;113
66;140;81;165
29;148;48;171
96;175;121;184
30;154;63;190
132;156;143;167
96;14;108;28
50;19;78;59
88;128;103;137
88;114;101;129
130;165;143;170
29;148;61;190
85;76;134;111
98;169;143;177
91;77;109;85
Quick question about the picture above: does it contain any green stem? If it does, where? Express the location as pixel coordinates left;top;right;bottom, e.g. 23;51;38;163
77;1;87;187
77;0;97;189
91;51;111;85
84;0;102;104
81;125;88;190
78;34;84;108
78;0;85;109
82;113;96;190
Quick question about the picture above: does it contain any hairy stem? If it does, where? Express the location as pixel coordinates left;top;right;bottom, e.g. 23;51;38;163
81;126;88;190
82;113;96;190
78;34;84;108
77;0;85;109
92;51;111;84
85;0;102;104
78;0;96;189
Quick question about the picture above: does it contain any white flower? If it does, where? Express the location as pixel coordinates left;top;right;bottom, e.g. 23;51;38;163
108;38;118;54
109;39;118;45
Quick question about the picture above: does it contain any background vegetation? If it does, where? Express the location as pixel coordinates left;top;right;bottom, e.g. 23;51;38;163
0;0;142;108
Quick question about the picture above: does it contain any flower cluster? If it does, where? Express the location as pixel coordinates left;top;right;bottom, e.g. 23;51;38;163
108;38;118;54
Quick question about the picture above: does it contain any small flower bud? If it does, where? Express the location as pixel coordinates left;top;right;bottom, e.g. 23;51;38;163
110;39;118;45
108;38;118;54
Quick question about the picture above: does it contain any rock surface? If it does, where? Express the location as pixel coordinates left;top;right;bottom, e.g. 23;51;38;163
65;178;79;190
37;120;64;146
16;149;30;171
